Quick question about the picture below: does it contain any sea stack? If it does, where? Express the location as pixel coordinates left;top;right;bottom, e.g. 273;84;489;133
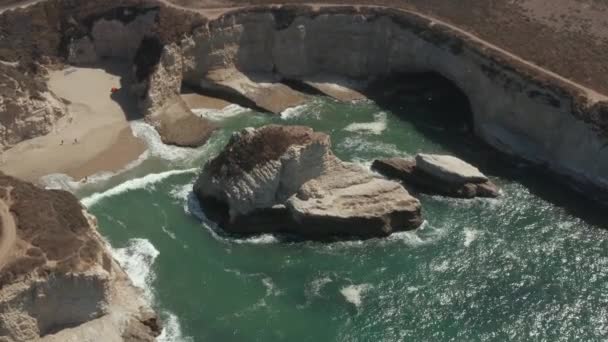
194;125;422;239
372;154;500;198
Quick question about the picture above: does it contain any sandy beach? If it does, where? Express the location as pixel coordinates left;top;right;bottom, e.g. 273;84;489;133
0;65;146;183
181;92;232;110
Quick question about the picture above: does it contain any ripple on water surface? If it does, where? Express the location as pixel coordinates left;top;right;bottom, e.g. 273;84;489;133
80;96;608;341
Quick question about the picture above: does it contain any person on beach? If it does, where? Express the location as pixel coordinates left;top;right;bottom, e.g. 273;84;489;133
60;140;63;145
73;138;78;144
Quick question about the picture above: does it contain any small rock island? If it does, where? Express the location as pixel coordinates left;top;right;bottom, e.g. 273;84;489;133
194;125;423;239
373;154;500;198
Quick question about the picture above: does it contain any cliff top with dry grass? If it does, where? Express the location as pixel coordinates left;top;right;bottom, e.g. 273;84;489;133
169;0;608;97
0;173;109;288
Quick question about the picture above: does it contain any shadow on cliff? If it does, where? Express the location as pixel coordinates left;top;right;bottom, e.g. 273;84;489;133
367;72;608;229
100;59;144;121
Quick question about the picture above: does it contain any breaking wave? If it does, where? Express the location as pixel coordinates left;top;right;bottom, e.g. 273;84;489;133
40;151;149;192
110;238;159;301
170;182;281;245
336;136;406;158
110;238;191;342
340;283;373;308
280;100;323;120
81;168;197;207
191;104;249;121
130;121;201;162
157;313;192;342
110;240;188;340
463;227;480;247
344;112;387;135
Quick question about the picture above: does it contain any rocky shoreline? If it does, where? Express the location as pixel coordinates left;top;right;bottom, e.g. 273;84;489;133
0;0;606;338
372;155;500;199
1;0;606;201
0;173;161;341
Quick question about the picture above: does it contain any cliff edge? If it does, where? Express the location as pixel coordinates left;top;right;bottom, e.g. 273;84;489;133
0;173;160;342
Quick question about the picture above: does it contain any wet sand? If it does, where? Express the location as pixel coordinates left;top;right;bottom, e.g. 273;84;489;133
0;65;146;183
181;92;233;110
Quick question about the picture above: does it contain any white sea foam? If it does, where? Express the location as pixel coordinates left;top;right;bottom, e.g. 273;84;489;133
41;120;200;192
110;238;160;301
191;104;249;121
130;121;200;161
388;231;427;246
384;221;446;247
110;238;190;341
344;112;387;135
161;226;177;240
280;104;309;119
297;276;334;309
337;136;405;157
169;183;195;216
463;228;479;247
262;277;282;296
233;234;279;245
310;276;333;297
177;187;282;245
424;194;502;210
340;283;372;308
40;173;84;191
81;168;197;207
40;151;150;192
200;217;280;245
194;205;279;245
156;313;192;342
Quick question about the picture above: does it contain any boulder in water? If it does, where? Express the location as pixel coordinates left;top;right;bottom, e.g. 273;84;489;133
372;154;499;198
194;125;422;239
148;97;217;147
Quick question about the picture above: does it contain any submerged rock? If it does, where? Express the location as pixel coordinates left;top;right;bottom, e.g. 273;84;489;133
194;125;422;239
372;154;499;198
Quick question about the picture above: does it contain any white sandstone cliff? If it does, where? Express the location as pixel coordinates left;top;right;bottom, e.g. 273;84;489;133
144;7;608;195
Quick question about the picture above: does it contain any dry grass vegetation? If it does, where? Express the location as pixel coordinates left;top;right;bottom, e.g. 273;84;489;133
169;0;608;96
0;173;107;288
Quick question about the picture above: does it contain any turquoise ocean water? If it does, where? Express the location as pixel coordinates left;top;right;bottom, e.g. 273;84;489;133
57;95;608;341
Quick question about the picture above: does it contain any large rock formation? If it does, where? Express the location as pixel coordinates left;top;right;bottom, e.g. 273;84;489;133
1;1;608;196
0;173;160;341
0;2;214;149
194;125;422;238
0;63;67;151
150;5;608;199
372;154;500;198
136;42;218;147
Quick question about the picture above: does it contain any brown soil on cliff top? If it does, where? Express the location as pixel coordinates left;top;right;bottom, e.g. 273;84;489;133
168;0;608;97
208;125;325;176
0;172;107;288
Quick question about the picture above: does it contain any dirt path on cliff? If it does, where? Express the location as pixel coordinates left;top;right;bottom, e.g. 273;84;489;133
0;189;16;270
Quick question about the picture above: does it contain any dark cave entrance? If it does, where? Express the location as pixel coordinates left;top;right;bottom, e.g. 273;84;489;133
366;72;474;133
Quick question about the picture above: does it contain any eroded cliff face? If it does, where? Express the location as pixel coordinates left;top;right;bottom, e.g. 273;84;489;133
0;0;204;149
0;173;160;341
1;1;607;194
142;6;608;196
0;63;67;151
194;125;422;238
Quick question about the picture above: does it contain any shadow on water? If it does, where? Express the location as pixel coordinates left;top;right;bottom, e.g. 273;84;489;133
366;72;608;229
